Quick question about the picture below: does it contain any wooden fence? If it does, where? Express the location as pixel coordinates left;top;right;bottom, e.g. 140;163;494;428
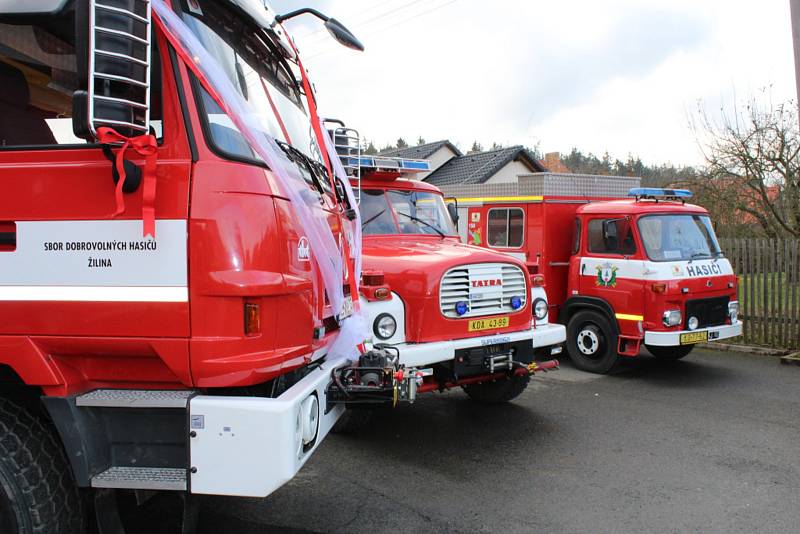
719;238;800;350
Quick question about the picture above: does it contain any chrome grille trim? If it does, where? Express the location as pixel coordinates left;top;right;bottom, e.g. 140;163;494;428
439;263;528;318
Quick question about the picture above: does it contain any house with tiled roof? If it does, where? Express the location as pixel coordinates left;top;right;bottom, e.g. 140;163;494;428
380;140;462;181
424;145;546;187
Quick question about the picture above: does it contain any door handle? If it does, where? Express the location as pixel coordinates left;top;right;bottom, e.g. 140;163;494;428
0;222;16;252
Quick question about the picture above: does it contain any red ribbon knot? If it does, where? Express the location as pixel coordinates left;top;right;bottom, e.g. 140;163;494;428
97;126;158;238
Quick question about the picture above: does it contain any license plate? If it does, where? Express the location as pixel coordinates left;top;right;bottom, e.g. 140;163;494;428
339;296;353;319
679;331;708;345
468;316;509;332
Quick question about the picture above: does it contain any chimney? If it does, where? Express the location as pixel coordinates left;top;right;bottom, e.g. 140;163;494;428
542;152;570;173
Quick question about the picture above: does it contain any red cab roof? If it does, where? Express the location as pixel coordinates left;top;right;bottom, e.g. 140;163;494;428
576;198;708;216
354;177;444;195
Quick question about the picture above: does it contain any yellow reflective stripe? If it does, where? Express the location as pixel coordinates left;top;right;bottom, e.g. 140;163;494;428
615;313;644;321
455;196;543;203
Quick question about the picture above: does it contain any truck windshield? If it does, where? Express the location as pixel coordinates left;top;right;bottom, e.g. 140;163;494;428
179;1;322;164
637;214;722;262
360;189;457;236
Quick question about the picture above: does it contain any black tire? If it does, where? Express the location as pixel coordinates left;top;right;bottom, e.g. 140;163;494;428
566;310;620;374
646;344;694;361
462;374;530;404
0;399;83;534
330;408;374;434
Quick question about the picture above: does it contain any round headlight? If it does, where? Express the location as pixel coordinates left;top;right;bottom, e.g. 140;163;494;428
300;394;319;446
510;295;523;310
729;302;739;323
373;313;397;340
533;298;548;320
687;316;699;331
455;301;469;316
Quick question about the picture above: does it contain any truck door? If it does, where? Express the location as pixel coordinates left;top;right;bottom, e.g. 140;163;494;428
579;217;645;324
465;206;484;246
0;15;192;339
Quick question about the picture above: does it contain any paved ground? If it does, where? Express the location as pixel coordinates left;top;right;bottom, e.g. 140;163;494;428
148;349;800;533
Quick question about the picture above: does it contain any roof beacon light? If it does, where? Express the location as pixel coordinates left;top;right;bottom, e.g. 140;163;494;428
628;188;693;203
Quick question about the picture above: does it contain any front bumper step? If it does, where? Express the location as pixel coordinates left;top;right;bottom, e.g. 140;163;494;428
91;466;187;491
76;389;196;409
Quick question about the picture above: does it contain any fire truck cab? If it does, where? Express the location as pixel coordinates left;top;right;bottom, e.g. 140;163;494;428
0;1;391;531
445;175;742;374
328;126;564;406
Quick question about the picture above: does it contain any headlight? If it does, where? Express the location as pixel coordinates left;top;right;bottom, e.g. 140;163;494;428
687;316;699;331
373;313;397;340
662;309;682;327
533;298;548;320
299;394;319;446
729;301;739;322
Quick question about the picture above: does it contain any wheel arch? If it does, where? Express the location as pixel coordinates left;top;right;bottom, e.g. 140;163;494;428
0;339;64;391
561;296;618;336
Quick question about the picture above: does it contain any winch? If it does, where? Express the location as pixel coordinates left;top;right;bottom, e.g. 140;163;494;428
327;347;423;407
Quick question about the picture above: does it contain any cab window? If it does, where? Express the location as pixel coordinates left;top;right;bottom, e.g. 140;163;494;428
587;218;636;256
487;208;524;248
181;0;321;165
0;10;163;148
572;218;581;255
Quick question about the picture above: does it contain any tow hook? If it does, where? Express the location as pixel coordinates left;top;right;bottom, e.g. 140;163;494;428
513;359;559;376
326;347;423;408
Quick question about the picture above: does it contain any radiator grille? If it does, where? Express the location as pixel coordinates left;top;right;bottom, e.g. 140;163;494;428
685;296;729;329
439;263;528;318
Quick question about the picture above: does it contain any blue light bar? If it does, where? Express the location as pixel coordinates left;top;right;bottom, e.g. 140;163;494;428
628;188;693;199
342;155;431;173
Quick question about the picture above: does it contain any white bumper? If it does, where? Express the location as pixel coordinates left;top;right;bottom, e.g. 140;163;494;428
392;323;566;368
188;360;342;497
643;321;743;346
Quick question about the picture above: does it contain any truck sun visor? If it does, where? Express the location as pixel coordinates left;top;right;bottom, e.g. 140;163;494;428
151;0;366;360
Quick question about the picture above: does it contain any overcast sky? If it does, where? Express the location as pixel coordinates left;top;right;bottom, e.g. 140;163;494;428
271;0;796;167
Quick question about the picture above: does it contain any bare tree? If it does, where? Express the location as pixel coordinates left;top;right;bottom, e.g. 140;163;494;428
690;95;800;238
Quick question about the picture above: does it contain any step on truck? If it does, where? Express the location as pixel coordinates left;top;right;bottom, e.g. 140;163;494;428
441;175;742;373
326;124;564;414
0;1;416;531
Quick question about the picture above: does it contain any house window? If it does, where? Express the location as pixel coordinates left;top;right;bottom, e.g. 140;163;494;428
487;208;524;248
587;218;636;255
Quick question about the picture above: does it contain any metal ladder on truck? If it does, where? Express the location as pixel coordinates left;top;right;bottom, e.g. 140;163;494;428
324;119;432;202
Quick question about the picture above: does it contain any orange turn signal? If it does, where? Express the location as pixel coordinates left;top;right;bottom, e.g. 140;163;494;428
374;287;391;300
531;274;546;287
244;302;261;335
651;283;667;294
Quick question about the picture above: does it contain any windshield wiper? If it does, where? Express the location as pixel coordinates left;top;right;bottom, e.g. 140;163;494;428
276;140;330;197
396;211;446;238
362;209;387;228
688;251;712;263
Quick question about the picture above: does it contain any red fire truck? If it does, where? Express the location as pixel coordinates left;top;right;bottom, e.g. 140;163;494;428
327;125;564;412
0;1;411;531
441;175;742;373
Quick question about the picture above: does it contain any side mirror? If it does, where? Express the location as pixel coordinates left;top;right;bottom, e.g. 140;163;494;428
275;8;364;52
324;18;364;51
447;202;459;226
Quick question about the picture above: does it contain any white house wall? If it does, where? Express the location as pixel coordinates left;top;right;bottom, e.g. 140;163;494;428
417;146;459;181
484;160;535;184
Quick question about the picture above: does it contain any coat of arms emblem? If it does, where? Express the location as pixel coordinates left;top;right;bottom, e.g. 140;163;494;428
595;263;618;287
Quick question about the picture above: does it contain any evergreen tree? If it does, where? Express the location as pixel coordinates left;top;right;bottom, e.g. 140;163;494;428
396;137;408;149
417;136;426;146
